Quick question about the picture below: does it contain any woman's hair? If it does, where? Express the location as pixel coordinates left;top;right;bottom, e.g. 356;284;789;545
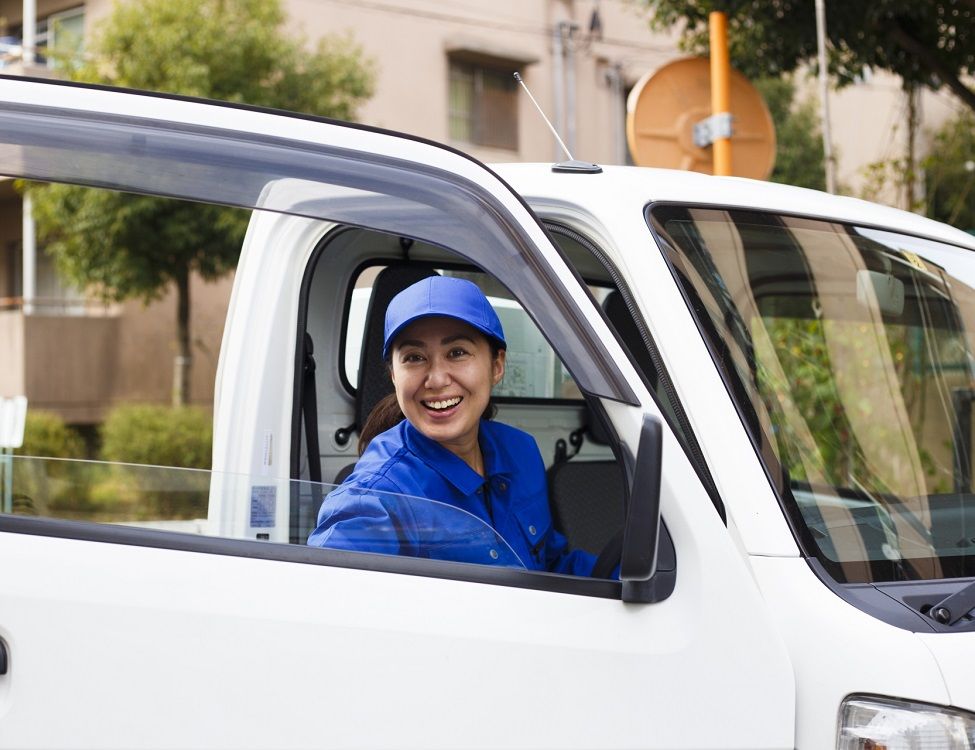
358;338;502;454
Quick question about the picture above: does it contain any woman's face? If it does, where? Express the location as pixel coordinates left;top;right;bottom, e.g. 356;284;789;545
389;316;504;455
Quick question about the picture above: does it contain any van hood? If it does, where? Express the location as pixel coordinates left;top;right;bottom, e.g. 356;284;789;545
919;632;975;712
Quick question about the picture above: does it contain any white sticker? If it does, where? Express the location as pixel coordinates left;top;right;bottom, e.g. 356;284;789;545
0;397;28;449
250;485;276;528
262;431;273;476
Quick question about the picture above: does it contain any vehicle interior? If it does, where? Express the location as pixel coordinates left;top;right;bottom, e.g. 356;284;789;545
291;222;663;565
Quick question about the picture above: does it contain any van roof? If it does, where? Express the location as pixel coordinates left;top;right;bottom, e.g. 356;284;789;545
492;163;975;251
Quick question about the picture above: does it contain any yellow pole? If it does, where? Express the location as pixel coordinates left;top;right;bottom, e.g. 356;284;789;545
709;11;732;176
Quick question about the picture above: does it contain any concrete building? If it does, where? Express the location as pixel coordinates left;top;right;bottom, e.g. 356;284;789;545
0;0;967;424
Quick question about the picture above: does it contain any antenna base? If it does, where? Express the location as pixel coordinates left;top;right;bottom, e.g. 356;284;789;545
552;160;603;174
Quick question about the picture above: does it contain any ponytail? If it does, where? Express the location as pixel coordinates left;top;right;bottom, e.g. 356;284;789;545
358;393;405;454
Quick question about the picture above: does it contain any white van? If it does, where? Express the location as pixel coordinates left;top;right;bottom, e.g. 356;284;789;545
1;77;974;750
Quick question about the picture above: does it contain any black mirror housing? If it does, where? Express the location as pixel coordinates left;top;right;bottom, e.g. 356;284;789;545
621;415;663;603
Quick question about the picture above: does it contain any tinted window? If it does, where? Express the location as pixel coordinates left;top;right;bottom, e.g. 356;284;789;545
652;205;975;583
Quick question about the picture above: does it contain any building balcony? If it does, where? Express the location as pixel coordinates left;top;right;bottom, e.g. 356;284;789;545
0;298;120;424
0;274;232;425
0;59;60;79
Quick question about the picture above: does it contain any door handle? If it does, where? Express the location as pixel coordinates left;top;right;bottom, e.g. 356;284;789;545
0;639;7;675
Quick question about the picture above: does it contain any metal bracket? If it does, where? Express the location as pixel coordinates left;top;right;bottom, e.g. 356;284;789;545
930;580;975;626
693;112;734;148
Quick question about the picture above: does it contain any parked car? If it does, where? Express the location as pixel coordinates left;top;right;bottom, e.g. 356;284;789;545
1;76;974;749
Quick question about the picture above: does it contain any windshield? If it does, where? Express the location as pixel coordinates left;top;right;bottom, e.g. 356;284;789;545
651;205;975;583
1;456;524;569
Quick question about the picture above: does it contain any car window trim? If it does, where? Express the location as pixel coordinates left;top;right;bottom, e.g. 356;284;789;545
0;513;624;598
0;85;638;407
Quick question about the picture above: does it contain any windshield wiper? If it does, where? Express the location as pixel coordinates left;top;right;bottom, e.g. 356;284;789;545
930;579;975;625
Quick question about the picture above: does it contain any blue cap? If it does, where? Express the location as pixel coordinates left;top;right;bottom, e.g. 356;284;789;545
383;276;507;359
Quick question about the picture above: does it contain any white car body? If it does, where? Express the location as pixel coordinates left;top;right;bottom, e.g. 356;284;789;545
0;77;972;749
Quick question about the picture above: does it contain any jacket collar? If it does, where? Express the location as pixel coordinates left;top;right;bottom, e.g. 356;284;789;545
403;419;515;496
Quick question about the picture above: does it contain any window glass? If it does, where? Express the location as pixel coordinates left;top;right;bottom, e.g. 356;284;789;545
4;182;614;583
448;58;518;151
1;455;523;568
43;6;85;69
5;6;84;69
344;265;595;399
447;63;475;143
652;205;975;583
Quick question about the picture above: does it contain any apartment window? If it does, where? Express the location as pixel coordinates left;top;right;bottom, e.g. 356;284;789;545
39;6;85;68
448;58;518;151
5;6;85;69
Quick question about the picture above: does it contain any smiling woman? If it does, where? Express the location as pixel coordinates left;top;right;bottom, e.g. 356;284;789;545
381;276;505;465
307;276;604;576
388;316;504;468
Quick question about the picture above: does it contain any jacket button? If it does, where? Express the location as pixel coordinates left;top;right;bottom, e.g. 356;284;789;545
529;525;537;535
499;481;508;491
489;549;499;560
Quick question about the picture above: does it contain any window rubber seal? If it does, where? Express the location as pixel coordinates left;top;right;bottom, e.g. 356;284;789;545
545;221;726;524
0;513;628;599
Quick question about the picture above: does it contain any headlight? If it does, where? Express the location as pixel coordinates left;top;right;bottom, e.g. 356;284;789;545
838;696;975;749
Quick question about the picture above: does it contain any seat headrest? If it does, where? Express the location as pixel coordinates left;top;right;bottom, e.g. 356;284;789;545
355;264;438;428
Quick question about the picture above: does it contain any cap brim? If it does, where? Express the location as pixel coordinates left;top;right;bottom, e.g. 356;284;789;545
383;313;506;359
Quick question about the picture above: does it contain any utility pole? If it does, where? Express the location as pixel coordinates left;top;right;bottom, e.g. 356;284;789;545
606;62;627;165
22;0;36;65
709;11;732;176
22;192;34;315
552;22;567;163
815;0;836;193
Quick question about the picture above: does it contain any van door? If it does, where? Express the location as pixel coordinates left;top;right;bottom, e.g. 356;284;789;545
0;78;795;749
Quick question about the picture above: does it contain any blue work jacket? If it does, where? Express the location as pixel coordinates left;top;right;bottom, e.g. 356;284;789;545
308;419;597;576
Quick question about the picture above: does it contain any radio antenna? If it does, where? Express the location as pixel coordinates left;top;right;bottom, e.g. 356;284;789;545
514;72;573;161
513;72;601;174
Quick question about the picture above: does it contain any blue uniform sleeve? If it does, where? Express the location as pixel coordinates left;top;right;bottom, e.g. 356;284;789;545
309;481;525;568
543;525;602;577
496;424;618;579
307;486;419;557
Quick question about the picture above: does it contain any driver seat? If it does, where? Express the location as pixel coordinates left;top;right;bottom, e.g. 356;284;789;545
333;263;437;483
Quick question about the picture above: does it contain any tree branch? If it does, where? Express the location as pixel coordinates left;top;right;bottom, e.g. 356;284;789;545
888;21;975;113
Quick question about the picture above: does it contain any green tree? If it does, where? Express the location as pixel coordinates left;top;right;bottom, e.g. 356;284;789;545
100;404;213;469
635;1;975;114
923;110;975;232
31;0;374;405
754;76;826;190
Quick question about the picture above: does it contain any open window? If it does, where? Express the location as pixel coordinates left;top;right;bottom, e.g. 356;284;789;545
0;78;664;598
292;226;639;577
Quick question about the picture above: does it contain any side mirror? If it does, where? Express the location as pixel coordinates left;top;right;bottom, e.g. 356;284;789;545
621;414;663;603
